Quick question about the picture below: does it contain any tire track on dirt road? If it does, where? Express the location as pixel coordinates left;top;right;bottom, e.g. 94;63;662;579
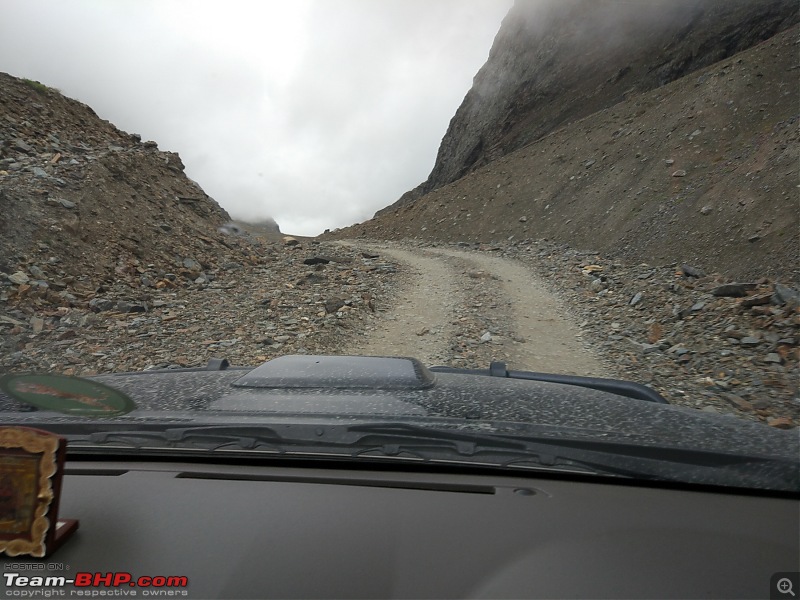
426;246;608;376
338;241;608;377
337;245;461;365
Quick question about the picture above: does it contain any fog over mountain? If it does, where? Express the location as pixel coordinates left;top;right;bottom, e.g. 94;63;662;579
0;0;512;236
382;0;799;213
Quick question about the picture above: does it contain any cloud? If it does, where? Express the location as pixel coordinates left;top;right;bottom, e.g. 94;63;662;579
0;0;511;235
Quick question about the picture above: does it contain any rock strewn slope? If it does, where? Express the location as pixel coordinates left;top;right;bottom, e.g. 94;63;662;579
1;238;399;375
0;73;399;374
0;72;267;293
332;24;799;281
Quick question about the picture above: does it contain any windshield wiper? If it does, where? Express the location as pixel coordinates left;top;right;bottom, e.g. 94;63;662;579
65;423;799;489
85;425;288;451
70;424;635;478
346;423;799;487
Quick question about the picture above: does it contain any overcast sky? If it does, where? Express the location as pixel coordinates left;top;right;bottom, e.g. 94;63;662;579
0;0;512;236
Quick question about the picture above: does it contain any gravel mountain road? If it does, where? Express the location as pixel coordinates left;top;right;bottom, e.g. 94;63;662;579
3;231;795;426
337;241;608;376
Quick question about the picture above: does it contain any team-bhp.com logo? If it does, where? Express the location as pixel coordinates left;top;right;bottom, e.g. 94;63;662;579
4;571;189;596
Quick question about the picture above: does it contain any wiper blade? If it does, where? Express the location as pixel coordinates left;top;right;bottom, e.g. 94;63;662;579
72;424;629;477
346;423;799;488
65;423;798;489
74;424;525;460
85;425;288;451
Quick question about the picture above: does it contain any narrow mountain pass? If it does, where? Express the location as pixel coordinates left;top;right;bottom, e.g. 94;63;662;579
336;241;609;376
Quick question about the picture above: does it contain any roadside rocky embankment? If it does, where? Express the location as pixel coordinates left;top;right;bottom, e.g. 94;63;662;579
0;72;394;376
1;237;397;374
438;238;798;428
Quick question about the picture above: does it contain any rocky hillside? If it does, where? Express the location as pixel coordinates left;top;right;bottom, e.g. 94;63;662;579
0;73;257;292
331;21;799;281
0;72;398;375
380;0;798;213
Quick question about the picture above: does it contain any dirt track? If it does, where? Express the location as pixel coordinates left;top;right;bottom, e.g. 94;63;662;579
337;242;608;376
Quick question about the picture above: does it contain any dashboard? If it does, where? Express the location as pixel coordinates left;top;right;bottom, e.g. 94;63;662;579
2;459;798;599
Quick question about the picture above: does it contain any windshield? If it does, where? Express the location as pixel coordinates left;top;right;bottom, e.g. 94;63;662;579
0;0;798;495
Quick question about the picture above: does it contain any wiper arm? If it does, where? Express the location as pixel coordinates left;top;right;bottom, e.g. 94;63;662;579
347;423;799;487
350;422;784;466
85;425;288;452
73;424;632;478
66;423;797;489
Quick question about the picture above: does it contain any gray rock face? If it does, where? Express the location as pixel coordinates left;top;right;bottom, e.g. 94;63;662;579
712;283;757;298
378;0;798;215
219;218;281;237
773;284;799;306
8;271;29;285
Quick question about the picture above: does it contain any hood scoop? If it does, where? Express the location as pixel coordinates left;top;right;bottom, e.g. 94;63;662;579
232;355;435;390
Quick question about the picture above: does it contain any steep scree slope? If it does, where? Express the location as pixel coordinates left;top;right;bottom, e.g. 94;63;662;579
0;72;270;298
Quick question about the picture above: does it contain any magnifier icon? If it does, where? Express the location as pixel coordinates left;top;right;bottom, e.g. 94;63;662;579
778;578;796;597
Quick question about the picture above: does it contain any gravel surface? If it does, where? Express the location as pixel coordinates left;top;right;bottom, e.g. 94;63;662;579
337;242;606;377
0;239;397;374
416;237;799;428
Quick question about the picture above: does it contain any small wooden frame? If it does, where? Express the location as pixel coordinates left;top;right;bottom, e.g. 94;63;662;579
0;427;78;558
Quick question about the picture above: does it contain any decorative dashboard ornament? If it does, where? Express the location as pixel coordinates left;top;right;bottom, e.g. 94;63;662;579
0;373;135;417
0;426;78;557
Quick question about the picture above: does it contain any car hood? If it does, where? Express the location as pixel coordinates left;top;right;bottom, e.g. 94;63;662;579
1;355;797;464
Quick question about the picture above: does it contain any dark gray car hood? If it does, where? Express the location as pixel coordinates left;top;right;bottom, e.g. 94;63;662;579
1;355;796;464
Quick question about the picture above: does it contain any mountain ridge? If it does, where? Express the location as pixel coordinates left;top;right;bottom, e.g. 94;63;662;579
378;0;799;215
